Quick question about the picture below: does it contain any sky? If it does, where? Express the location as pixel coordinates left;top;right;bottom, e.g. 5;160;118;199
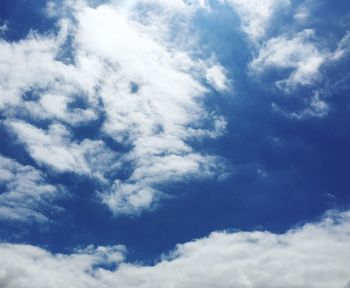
0;0;350;287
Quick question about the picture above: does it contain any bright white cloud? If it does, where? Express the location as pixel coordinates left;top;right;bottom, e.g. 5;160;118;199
72;3;227;213
249;27;350;118
0;243;125;288
1;210;350;287
205;64;229;91
0;155;61;223
6;120;118;177
250;29;328;90
223;0;290;41
0;0;228;215
0;26;102;125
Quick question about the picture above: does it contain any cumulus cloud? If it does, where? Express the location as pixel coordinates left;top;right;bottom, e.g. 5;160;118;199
0;0;229;215
0;243;125;288
0;210;350;287
223;0;290;41
0;155;61;223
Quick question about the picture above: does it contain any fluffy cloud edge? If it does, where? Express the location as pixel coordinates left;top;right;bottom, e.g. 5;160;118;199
1;209;350;288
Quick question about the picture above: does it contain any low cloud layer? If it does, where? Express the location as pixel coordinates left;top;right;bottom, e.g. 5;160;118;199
1;210;350;287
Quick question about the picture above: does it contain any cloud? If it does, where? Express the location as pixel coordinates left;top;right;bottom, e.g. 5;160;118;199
332;32;350;61
223;0;290;41
205;64;230;91
0;155;62;223
272;91;329;120
60;1;228;214
250;29;328;90
0;20;8;35
242;0;350;119
0;25;101;125
6;120;118;177
249;27;350;118
0;210;350;287
0;243;125;288
0;0;229;215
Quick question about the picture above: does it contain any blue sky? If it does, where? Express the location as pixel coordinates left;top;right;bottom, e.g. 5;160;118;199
0;0;350;287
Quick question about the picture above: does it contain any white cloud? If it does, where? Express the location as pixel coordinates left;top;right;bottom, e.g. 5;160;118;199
250;29;328;90
66;1;228;214
0;210;350;287
223;0;290;41
205;64;229;91
0;0;229;215
0;25;102;125
0;243;125;288
6;120;118;177
332;31;350;61
249;28;350;118
0;155;61;223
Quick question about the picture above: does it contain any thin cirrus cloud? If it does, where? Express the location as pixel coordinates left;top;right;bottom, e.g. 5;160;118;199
0;210;349;287
0;0;229;217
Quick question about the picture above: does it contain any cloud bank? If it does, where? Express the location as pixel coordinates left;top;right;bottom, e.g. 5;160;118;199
1;210;349;287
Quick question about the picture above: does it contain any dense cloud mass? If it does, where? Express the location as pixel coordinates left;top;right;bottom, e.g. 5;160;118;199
1;210;350;288
0;0;228;216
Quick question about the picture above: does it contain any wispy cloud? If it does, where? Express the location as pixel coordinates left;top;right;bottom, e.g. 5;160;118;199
250;29;328;90
224;0;350;119
0;155;62;223
222;0;290;41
